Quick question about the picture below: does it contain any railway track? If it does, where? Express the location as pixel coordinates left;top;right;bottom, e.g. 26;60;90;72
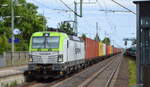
19;54;122;87
79;54;122;87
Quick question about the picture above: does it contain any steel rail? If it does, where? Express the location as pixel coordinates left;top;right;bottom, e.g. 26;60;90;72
78;55;120;87
104;57;122;87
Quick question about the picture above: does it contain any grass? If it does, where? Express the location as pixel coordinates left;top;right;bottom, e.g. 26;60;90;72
128;58;136;87
1;80;18;87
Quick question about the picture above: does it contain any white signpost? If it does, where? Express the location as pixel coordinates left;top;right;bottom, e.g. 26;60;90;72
13;28;21;35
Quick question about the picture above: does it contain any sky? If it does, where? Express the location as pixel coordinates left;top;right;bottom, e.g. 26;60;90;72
26;0;137;48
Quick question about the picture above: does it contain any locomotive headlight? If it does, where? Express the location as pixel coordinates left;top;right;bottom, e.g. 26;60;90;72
29;55;33;62
29;58;33;62
57;55;63;62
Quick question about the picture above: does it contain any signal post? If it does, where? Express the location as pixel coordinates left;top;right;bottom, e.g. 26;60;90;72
134;1;150;87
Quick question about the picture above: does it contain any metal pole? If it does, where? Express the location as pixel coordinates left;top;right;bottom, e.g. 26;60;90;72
113;40;115;46
43;10;45;31
136;4;141;84
74;2;78;35
105;31;107;37
80;0;83;17
11;0;15;56
96;22;98;34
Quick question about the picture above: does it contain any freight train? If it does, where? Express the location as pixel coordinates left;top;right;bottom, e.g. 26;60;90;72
124;47;136;57
24;31;121;81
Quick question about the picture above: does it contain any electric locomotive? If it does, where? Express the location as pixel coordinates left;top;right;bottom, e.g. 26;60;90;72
24;31;85;81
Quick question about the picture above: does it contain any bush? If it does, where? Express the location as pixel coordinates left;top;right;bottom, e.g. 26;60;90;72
0;35;10;54
15;39;29;51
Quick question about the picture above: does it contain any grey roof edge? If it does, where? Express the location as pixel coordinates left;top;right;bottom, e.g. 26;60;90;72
133;0;150;4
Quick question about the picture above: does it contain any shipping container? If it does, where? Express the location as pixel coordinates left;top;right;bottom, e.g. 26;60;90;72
106;45;109;56
110;46;113;55
114;48;118;54
99;42;103;57
84;38;99;60
113;47;116;54
103;44;106;56
106;45;113;56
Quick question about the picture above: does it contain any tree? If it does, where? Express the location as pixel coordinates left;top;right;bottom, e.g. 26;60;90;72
0;35;10;54
58;22;75;35
82;34;86;38
102;37;111;45
0;0;47;52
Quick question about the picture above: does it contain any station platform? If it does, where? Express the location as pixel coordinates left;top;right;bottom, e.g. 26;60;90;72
0;65;27;78
133;84;143;87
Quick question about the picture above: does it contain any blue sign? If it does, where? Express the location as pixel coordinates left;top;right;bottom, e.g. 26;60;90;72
8;38;20;43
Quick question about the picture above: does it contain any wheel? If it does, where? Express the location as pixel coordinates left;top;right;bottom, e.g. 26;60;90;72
25;75;34;82
24;71;35;82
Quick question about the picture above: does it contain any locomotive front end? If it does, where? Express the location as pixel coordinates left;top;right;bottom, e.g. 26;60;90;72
24;32;68;80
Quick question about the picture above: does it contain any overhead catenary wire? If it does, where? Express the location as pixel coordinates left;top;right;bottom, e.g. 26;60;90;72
97;0;134;14
59;0;98;17
97;0;123;41
29;0;130;47
99;9;131;13
97;0;113;38
111;0;136;15
58;0;81;17
76;0;97;4
31;0;73;19
97;0;114;29
31;0;71;13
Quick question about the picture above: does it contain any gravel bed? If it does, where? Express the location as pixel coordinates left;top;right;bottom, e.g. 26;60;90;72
86;58;120;87
51;55;119;87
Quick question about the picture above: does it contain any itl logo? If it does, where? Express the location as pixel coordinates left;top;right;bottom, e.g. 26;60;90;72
75;48;81;54
74;43;81;54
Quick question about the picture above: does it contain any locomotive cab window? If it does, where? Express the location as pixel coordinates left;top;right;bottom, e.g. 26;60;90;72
32;36;60;49
46;36;60;49
32;37;45;49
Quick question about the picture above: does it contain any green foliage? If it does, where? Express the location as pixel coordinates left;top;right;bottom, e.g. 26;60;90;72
82;34;86;38
102;37;111;45
58;22;75;35
0;35;10;54
0;0;47;52
15;39;28;51
128;58;136;87
10;81;17;87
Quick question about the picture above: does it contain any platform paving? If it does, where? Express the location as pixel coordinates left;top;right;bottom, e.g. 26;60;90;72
132;84;143;87
113;56;129;87
0;65;27;77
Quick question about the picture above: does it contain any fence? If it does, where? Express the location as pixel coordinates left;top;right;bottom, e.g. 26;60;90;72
3;52;29;67
0;54;5;67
